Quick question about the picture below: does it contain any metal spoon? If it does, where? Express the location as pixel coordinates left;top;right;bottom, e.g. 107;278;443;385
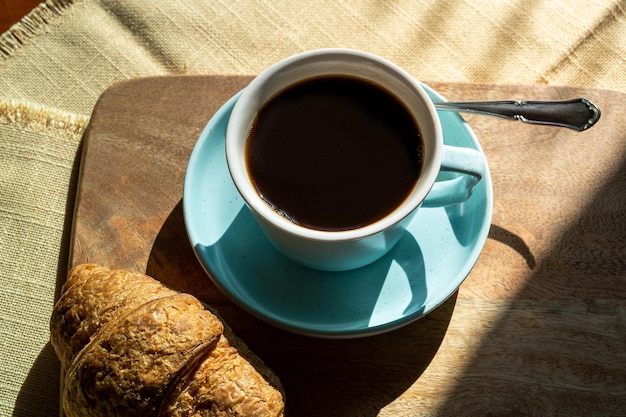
433;98;600;131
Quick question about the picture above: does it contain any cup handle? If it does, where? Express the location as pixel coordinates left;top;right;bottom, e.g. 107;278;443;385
422;145;485;208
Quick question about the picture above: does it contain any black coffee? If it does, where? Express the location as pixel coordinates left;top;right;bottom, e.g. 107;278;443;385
246;75;423;231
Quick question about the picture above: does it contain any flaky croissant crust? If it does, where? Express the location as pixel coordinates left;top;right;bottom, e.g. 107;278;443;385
50;264;285;417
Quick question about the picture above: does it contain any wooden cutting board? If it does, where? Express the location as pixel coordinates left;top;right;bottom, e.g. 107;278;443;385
68;76;626;416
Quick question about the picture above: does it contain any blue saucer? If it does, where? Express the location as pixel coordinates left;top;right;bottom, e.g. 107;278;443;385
183;85;493;338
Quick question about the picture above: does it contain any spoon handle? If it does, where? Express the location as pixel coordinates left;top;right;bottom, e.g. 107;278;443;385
434;98;601;131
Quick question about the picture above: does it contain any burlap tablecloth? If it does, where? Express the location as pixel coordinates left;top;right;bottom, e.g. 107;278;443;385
1;1;624;416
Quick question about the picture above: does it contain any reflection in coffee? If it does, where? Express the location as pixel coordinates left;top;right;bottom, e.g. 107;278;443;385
246;75;423;231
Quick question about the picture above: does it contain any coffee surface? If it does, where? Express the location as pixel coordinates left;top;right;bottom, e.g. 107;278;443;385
246;75;423;231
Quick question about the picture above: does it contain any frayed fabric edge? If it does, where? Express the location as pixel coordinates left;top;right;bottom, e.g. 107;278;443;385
0;99;89;142
0;0;80;59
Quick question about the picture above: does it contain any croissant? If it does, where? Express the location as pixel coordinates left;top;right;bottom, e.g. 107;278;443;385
50;264;285;417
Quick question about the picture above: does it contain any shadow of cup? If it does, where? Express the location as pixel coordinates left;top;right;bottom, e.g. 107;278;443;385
147;201;456;417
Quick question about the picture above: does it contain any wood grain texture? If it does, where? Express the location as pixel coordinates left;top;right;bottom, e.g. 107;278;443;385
433;83;626;301
69;76;626;416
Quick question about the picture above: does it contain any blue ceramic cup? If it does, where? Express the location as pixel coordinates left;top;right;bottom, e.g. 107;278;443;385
226;49;484;271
